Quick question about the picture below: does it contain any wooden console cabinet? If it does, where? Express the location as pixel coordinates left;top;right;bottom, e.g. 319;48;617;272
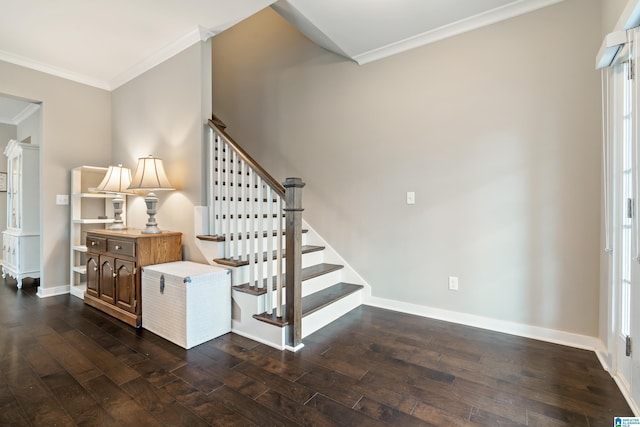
84;229;182;327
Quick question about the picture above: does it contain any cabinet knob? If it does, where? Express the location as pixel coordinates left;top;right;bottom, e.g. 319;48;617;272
91;241;97;246
115;245;122;250
93;267;98;272
113;273;117;278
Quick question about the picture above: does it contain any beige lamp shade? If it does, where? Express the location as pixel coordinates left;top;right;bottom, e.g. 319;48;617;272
95;164;133;231
128;155;174;191
95;164;133;193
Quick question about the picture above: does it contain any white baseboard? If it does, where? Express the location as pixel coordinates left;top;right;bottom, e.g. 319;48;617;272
611;373;640;416
365;296;600;351
37;284;70;298
594;340;611;372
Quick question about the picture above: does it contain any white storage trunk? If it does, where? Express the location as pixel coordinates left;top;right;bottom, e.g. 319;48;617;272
141;261;231;349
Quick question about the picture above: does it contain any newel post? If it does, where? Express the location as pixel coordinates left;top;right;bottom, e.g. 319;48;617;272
283;177;305;349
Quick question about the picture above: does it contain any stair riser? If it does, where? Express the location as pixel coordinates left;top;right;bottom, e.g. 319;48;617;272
233;268;345;312
231;316;287;351
301;290;362;338
230;285;363;351
300;270;344;298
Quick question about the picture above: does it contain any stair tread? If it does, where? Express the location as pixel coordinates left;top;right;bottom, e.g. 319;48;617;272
196;229;308;243
252;282;363;327
233;263;344;295
214;245;324;267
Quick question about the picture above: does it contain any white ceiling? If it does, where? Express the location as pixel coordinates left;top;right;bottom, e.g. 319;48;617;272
0;0;563;92
0;0;275;90
273;0;564;64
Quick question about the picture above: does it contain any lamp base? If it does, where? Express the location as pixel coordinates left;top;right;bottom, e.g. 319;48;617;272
109;222;128;231
108;194;127;231
141;192;163;234
141;225;163;234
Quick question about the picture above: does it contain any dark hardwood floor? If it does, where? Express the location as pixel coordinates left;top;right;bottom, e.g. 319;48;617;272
0;278;632;426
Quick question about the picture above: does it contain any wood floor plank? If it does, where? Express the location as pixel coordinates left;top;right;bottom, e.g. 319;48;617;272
0;281;632;426
234;360;316;403
256;389;337;427
122;376;210;427
35;331;103;384
22;342;65;378
2;365;76;426
41;371;119;426
132;359;179;388
306;393;388;427
84;374;164;427
0;399;31;426
295;367;363;407
209;385;299;426
61;329;141;385
354;395;436;427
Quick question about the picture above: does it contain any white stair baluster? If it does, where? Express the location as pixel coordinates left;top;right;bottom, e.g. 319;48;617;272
233;150;241;260
223;141;230;258
276;196;283;318
207;128;215;235
215;134;223;237
248;170;255;287
257;178;264;290
266;186;273;314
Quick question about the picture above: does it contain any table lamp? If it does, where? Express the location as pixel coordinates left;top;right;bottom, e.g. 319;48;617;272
127;155;175;234
95;164;133;230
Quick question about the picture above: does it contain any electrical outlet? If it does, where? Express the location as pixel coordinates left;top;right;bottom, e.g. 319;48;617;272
56;194;69;205
448;276;459;291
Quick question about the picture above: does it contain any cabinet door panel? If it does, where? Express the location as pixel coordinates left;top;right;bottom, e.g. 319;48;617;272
99;256;116;305
86;254;99;298
115;259;136;314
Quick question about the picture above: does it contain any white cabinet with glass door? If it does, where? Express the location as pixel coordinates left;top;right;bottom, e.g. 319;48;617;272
2;139;40;288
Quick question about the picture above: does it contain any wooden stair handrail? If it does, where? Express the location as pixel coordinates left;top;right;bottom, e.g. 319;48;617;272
208;118;285;199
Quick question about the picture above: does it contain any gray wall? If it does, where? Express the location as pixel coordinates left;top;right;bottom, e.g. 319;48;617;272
0;61;111;292
112;42;212;262
212;0;602;336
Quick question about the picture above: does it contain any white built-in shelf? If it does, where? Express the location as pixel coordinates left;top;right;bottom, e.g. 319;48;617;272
69;283;87;299
69;165;126;300
73;193;117;199
72;218;114;224
73;265;87;274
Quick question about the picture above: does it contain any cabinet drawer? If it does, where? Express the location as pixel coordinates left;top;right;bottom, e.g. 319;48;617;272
108;239;135;258
87;236;106;252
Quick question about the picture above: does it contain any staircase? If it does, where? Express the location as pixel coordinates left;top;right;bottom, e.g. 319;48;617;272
195;115;366;351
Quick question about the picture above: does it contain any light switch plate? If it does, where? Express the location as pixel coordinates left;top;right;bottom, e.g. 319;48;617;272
406;191;415;205
56;194;69;205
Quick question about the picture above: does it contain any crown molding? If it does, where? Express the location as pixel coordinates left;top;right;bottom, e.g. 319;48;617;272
0;25;219;92
109;25;220;90
0;48;111;90
12;103;40;125
352;0;566;65
0;103;40;126
0;116;15;125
